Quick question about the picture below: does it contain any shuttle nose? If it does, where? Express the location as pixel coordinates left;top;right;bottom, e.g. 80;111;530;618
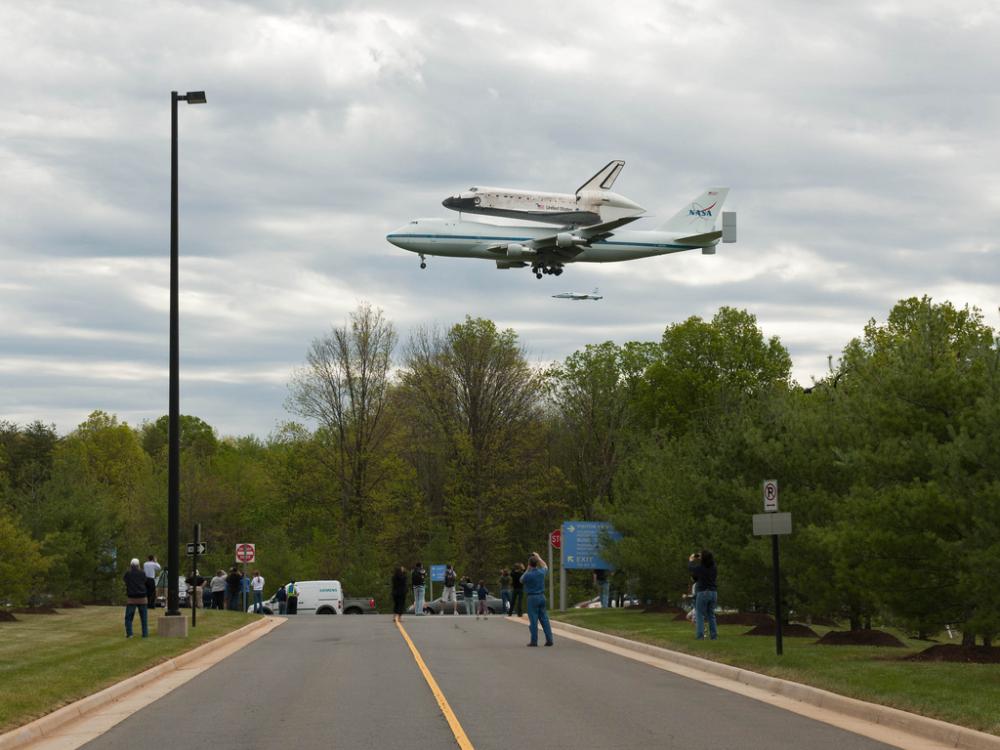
442;195;478;211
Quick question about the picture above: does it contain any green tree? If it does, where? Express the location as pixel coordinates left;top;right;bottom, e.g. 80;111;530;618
0;507;52;606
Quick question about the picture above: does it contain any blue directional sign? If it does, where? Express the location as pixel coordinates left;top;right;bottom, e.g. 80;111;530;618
561;521;621;570
430;564;447;583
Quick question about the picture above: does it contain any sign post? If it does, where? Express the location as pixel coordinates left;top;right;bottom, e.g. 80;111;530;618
559;521;620;612
430;564;447;604
754;480;790;656
191;524;200;627
549;529;561;610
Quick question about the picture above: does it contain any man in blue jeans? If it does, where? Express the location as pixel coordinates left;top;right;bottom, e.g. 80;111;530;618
522;552;553;647
688;550;718;640
123;558;149;638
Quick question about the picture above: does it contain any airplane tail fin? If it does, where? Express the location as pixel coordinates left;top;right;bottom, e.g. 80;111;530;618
658;188;729;233
576;160;625;194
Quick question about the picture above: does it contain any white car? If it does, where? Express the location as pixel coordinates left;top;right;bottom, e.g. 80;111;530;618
250;580;344;615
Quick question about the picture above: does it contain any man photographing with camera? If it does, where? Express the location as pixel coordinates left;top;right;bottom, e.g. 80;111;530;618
522;552;554;647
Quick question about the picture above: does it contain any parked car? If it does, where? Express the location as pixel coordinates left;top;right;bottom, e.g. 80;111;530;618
154;571;189;608
250;580;344;615
574;594;641;609
343;596;377;614
409;590;504;615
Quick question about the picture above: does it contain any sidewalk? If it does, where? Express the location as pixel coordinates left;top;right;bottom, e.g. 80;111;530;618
533;618;999;750
0;616;285;750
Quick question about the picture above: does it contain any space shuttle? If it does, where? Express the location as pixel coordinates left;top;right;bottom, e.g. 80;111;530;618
442;160;645;226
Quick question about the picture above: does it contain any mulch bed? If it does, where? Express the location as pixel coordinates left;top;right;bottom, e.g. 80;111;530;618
816;629;906;647
641;604;685;614
0;611;18;622
743;622;818;638
59;600;85;609
905;644;1000;663
11;606;61;615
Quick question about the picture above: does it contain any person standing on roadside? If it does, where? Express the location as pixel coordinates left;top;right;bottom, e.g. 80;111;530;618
499;568;512;615
251;570;265;613
142;555;161;608
509;563;525;617
688;550;718;640
124;558;149;638
461;576;476;616
275;583;287;615
442;565;458;615
391;566;408;623
210;570;226;610
476;580;489;620
226;567;243;611
411;562;426;615
522;553;553;647
594;568;610;608
286;580;299;615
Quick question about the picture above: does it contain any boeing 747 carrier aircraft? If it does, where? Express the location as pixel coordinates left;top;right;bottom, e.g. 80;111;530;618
388;188;736;278
442;160;644;226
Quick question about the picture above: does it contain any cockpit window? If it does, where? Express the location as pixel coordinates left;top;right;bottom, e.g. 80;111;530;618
469;187;478;192
409;220;418;224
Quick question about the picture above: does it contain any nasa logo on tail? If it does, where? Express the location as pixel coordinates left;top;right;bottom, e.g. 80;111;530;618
688;190;719;218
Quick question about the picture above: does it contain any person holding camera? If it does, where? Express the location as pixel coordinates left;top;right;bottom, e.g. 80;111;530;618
687;550;718;640
522;552;554;647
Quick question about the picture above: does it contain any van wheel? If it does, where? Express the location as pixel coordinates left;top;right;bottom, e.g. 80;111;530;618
317;607;335;615
344;607;362;615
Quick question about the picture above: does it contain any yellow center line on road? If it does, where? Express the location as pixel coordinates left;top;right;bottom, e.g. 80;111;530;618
395;619;475;750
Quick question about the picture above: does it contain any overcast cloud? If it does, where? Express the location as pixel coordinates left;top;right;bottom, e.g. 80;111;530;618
2;0;998;438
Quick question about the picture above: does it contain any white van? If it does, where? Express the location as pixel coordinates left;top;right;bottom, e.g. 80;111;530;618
253;580;344;615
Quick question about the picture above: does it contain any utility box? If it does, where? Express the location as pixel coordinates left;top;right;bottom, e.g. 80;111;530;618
722;211;737;243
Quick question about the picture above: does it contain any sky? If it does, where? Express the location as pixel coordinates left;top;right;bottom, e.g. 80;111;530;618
2;0;999;439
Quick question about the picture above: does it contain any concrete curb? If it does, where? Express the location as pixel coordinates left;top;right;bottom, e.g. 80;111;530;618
548;620;1000;750
0;616;280;750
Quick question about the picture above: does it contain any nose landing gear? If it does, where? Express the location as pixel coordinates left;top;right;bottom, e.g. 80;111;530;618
419;253;427;270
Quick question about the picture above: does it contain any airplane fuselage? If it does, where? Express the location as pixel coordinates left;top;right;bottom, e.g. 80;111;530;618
386;218;715;264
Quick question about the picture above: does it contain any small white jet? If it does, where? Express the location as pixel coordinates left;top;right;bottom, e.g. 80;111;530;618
387;188;736;278
552;288;603;301
441;160;644;226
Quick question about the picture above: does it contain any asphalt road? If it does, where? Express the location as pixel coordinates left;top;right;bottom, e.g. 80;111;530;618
82;615;896;750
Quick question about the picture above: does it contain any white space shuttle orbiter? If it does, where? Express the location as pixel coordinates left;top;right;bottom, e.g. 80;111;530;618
442;160;645;226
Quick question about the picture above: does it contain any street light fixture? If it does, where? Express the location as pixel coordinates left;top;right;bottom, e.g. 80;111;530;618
164;90;206;636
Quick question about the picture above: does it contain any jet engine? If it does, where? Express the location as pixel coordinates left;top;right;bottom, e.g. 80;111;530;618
556;232;581;248
506;243;537;259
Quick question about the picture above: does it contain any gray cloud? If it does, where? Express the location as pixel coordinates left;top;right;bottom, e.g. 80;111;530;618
1;0;998;437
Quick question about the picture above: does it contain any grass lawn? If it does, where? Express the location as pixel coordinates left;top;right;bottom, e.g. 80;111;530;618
553;609;1000;736
0;606;258;733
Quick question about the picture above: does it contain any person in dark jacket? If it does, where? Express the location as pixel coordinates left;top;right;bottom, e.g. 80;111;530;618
509;563;525;617
688;550;718;640
226;567;243;611
123;558;149;638
391;566;408;623
411;562;426;616
275;583;288;615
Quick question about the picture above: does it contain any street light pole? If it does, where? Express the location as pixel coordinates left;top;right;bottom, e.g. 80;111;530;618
164;90;206;635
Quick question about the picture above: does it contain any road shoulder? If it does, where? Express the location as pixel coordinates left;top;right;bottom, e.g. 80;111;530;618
0;616;285;750
533;618;1000;750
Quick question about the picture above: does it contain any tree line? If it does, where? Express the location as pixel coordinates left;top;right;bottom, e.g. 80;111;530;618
1;298;997;644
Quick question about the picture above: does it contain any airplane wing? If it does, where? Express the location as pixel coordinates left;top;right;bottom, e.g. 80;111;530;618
529;215;642;256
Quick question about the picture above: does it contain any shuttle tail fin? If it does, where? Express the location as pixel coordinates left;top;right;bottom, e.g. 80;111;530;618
576;160;625;194
658;188;730;233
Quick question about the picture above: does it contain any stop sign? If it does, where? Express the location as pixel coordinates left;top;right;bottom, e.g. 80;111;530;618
235;543;255;563
550;529;561;549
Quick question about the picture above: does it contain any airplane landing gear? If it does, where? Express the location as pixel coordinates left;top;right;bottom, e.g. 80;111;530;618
419;253;427;270
532;263;564;278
